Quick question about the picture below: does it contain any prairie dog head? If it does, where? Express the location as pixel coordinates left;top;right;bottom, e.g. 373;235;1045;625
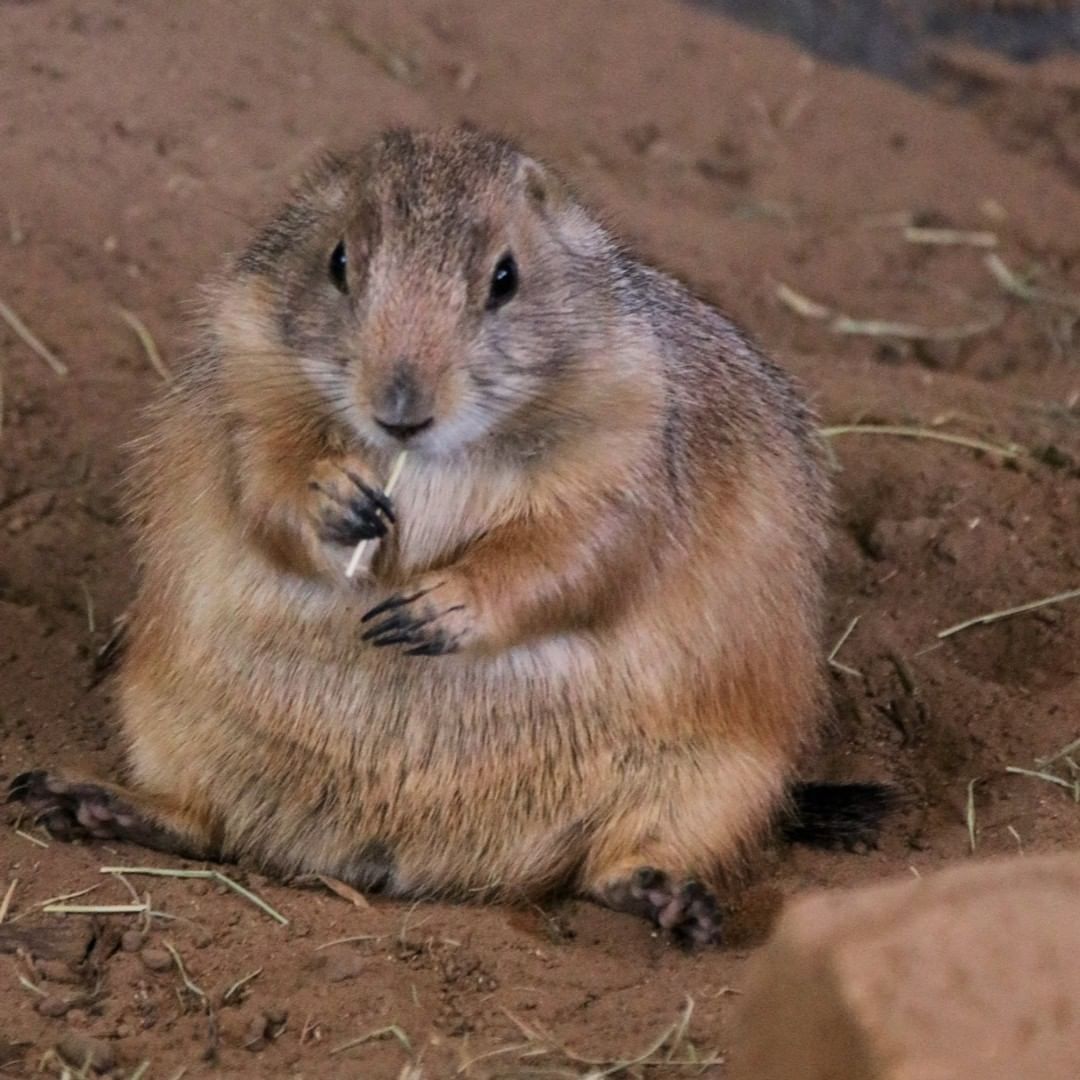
213;128;635;459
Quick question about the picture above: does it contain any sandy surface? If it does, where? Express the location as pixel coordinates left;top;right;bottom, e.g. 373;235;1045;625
1;2;1078;1077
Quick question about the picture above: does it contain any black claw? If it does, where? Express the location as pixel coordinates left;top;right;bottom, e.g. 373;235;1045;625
361;587;435;624
348;474;396;523
321;507;387;546
361;612;414;641
682;880;707;902
405;640;455;656
632;866;665;892
370;632;422;647
7;769;51;804
316;473;395;547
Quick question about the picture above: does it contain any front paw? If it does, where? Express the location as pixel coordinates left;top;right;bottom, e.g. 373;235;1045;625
360;576;477;656
307;458;395;547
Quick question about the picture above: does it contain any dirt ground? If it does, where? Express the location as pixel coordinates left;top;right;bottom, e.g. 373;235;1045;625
2;2;1079;1077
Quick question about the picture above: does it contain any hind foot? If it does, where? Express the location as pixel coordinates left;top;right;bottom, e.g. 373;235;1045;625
7;770;204;856
603;867;722;947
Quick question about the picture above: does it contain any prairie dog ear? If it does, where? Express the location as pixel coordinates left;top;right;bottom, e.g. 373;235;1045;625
516;154;566;211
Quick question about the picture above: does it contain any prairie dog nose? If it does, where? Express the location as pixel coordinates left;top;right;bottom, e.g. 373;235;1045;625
375;416;434;440
372;364;434;441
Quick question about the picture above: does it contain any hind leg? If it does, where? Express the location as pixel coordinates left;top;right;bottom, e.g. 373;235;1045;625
7;770;217;860
580;750;786;947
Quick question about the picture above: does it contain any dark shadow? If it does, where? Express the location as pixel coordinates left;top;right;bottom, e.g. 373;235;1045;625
694;0;1080;86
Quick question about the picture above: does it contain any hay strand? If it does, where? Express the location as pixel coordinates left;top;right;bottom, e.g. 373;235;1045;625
345;450;408;579
822;424;1021;458
0;297;68;376
100;866;288;925
938;587;1080;640
0;879;16;924
903;227;997;248
116;307;171;382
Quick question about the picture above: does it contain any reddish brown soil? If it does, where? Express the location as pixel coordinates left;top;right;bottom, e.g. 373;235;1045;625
2;3;1078;1077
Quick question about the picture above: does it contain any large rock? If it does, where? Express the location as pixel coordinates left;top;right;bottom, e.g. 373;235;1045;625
733;854;1080;1080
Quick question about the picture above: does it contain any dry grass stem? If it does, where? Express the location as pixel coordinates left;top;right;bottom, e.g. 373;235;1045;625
0;297;68;376
985;254;1080;315
775;282;831;320
938;586;1080;640
316;874;371;909
223;968;263;1004
116;307;171;381
17;884;104;921
44;903;148;915
776;282;1000;341
502;995;722;1077
0;879;17;924
100;866;288;925
314;934;383;951
346;450;408;579
331;1025;413;1056
1005;766;1080;802
822;424;1021;458
164;941;209;1006
14;828;49;849
827;615;861;677
829;314;999;342
17;973;46;997
1036;735;1080;768
965;779;979;854
903;227;997;248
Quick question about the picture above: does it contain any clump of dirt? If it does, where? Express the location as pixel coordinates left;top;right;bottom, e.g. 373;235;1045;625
1;1;1078;1077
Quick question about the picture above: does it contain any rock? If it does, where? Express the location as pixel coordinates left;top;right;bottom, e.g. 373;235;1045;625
264;1006;288;1027
140;946;172;972
191;926;214;949
55;1032;114;1074
732;853;1080;1080
120;930;145;953
36;995;71;1018
323;947;366;982
244;1012;269;1052
0;922;95;964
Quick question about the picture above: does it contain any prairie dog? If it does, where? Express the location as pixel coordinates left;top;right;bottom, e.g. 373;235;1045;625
11;129;831;944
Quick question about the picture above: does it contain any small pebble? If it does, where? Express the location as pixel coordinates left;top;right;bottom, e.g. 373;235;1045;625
65;1008;88;1026
121;930;145;953
324;948;365;982
244;1013;269;1052
37;995;71;1018
140;947;172;973
56;1032;114;1074
191;926;214;949
265;1006;288;1027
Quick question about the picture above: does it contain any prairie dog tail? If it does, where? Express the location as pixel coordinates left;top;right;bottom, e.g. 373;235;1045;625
784;781;899;851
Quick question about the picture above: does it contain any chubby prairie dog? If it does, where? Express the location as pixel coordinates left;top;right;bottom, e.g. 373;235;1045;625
12;129;833;944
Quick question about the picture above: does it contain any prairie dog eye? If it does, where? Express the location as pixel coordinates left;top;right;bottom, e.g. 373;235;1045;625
329;239;348;293
486;253;518;310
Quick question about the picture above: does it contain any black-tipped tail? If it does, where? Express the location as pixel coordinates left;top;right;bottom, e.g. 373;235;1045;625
784;781;900;852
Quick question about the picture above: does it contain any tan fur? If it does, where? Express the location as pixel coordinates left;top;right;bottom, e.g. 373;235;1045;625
104;129;829;913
